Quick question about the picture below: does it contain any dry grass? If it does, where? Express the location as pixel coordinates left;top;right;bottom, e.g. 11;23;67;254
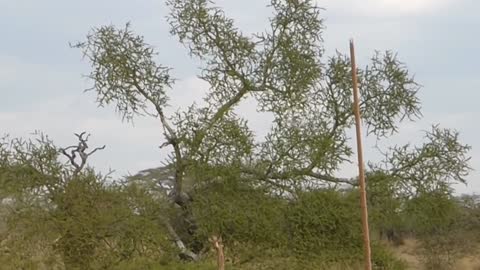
392;238;423;269
390;238;480;270
454;248;480;270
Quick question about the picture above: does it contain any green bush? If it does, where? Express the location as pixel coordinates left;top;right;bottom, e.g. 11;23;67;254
371;243;407;270
285;189;363;261
192;178;288;248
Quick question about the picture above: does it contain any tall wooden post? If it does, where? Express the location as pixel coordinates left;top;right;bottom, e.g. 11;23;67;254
349;39;372;270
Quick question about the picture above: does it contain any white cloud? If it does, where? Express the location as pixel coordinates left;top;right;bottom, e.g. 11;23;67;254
319;0;453;17
166;76;209;112
365;0;451;15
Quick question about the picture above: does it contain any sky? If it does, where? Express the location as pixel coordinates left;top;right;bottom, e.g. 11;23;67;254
0;0;479;194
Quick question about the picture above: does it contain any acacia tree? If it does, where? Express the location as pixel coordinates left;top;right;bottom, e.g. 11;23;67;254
74;0;471;260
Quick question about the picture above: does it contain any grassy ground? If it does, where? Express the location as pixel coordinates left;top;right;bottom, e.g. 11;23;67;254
1;229;480;269
392;238;480;270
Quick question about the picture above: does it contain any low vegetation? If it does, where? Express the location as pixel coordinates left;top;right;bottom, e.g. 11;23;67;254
1;0;478;269
1;134;478;269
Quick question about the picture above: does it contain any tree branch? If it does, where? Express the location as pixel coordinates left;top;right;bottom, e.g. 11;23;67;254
59;132;105;176
163;220;199;261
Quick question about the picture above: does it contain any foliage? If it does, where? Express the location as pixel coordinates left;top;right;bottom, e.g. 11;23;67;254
0;134;171;269
366;171;404;240
403;191;459;235
0;0;475;268
192;177;287;248
286;189;363;260
408;193;480;270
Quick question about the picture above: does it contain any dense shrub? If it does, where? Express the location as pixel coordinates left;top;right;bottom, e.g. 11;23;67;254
191;178;288;249
285;189;363;260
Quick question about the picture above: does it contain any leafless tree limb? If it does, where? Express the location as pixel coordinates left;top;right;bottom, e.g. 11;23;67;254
60;132;106;176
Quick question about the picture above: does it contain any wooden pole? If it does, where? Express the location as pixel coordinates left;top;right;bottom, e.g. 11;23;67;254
349;39;372;270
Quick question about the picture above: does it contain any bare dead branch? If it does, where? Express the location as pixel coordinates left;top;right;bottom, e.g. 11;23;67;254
60;132;106;176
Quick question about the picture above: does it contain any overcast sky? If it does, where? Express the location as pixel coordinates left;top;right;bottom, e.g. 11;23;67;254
1;0;478;194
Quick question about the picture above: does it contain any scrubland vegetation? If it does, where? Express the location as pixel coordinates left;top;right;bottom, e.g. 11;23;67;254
1;0;478;269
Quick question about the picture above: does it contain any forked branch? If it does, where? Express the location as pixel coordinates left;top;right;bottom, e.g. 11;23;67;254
60;132;106;176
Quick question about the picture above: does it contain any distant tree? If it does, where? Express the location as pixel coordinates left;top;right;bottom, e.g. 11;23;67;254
74;0;471;260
